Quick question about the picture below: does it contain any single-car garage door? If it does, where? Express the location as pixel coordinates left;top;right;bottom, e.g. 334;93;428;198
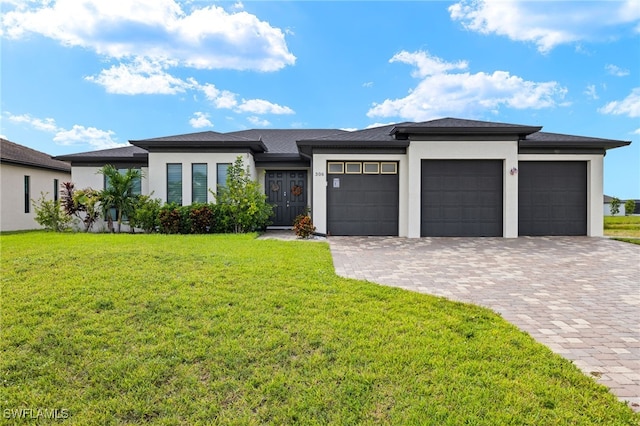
421;160;503;237
518;161;587;236
327;161;399;236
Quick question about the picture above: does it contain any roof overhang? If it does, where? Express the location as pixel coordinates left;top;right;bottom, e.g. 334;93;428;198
296;139;410;158
130;139;267;153
390;124;543;140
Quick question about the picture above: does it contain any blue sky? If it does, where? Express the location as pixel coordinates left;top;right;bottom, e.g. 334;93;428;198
1;0;638;198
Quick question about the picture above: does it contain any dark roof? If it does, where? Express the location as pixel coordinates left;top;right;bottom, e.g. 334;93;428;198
55;145;148;162
227;129;347;154
391;118;542;137
129;130;267;153
522;131;631;150
1;138;71;173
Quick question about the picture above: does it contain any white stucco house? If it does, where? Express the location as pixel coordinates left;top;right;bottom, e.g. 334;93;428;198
1;138;72;232
56;118;631;238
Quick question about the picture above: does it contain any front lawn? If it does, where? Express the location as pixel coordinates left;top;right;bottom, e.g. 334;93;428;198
1;233;638;424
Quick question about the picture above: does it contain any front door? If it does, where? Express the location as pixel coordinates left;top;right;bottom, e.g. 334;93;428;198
266;170;308;226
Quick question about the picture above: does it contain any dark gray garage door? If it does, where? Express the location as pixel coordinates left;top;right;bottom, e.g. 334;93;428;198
327;161;399;236
421;160;503;237
519;161;587;236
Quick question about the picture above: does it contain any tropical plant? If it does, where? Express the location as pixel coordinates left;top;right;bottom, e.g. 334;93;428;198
60;182;101;232
609;197;621;216
624;199;636;216
32;192;73;232
98;165;143;233
293;212;316;238
212;156;273;233
158;203;183;234
189;203;215;234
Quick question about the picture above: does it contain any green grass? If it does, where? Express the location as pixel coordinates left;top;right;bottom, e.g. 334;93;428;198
1;233;638;425
604;215;640;237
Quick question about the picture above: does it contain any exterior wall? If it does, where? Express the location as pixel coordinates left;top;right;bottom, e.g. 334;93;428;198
518;154;604;237
311;153;409;236
148;152;255;205
406;140;519;238
0;163;71;231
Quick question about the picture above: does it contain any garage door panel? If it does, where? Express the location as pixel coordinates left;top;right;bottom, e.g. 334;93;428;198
422;160;503;237
327;167;399;236
518;161;586;236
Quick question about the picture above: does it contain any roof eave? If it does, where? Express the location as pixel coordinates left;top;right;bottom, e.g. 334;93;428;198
390;126;543;138
129;140;267;153
519;140;631;150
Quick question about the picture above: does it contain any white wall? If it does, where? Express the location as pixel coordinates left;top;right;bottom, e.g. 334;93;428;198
0;163;71;231
604;202;625;216
148;152;255;205
518;154;604;237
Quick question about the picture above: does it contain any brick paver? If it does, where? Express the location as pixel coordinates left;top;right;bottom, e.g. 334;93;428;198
328;236;640;410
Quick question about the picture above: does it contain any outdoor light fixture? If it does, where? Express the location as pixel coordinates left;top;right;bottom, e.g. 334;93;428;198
510;167;518;175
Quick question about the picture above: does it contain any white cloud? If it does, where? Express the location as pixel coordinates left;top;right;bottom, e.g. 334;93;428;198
5;112;124;150
605;64;630;77
368;50;567;122
247;116;271;127
236;99;294;115
85;58;192;95
449;0;640;53
365;122;396;129
189;112;213;129
53;125;121;150
2;0;295;71
633;128;640;135
599;88;640;118
362;82;373;88
584;85;599;100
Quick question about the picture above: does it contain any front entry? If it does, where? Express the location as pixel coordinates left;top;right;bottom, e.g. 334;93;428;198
266;170;308;227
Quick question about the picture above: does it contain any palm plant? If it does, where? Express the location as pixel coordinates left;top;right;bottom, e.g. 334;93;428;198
98;165;143;233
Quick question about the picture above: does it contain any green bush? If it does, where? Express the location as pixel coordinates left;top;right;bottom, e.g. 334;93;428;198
213;156;273;233
32;192;73;232
624;199;636;216
609;197;621;216
129;196;161;233
293;213;316;238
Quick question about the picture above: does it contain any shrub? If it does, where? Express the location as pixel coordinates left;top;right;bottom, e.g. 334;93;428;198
32;192;73;232
624;199;636;216
129;196;161;233
293;213;316;239
213;156;273;233
158;203;182;234
189;203;215;234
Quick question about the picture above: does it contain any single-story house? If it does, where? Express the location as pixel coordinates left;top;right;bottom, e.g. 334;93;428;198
1;138;72;232
56;118;631;237
603;195;625;216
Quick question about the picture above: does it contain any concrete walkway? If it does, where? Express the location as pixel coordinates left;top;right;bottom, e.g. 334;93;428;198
328;236;640;410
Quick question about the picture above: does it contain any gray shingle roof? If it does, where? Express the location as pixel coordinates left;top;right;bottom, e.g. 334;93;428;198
1;138;71;172
129;130;267;152
227;129;347;154
522;132;630;149
132;130;252;143
391;118;542;136
55;145;148;162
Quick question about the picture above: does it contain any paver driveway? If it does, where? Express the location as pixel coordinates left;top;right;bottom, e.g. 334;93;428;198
329;236;640;410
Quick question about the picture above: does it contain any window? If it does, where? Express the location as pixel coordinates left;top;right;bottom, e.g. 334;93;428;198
192;163;208;203
328;162;344;174
345;162;362;174
217;163;230;192
363;162;380;174
381;162;397;174
167;164;182;205
24;176;30;213
53;179;59;203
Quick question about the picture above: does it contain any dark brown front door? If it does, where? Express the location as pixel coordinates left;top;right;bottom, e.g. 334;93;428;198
266;170;308;226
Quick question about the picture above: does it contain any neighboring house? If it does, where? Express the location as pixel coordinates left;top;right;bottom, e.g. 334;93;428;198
1;138;71;232
56;118;631;238
603;195;626;216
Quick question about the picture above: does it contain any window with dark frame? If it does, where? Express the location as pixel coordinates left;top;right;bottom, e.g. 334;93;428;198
217;163;231;193
192;163;208;203
24;175;30;213
167;163;183;205
53;179;59;203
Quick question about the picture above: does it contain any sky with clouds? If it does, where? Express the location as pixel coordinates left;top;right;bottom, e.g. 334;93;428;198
1;0;638;198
